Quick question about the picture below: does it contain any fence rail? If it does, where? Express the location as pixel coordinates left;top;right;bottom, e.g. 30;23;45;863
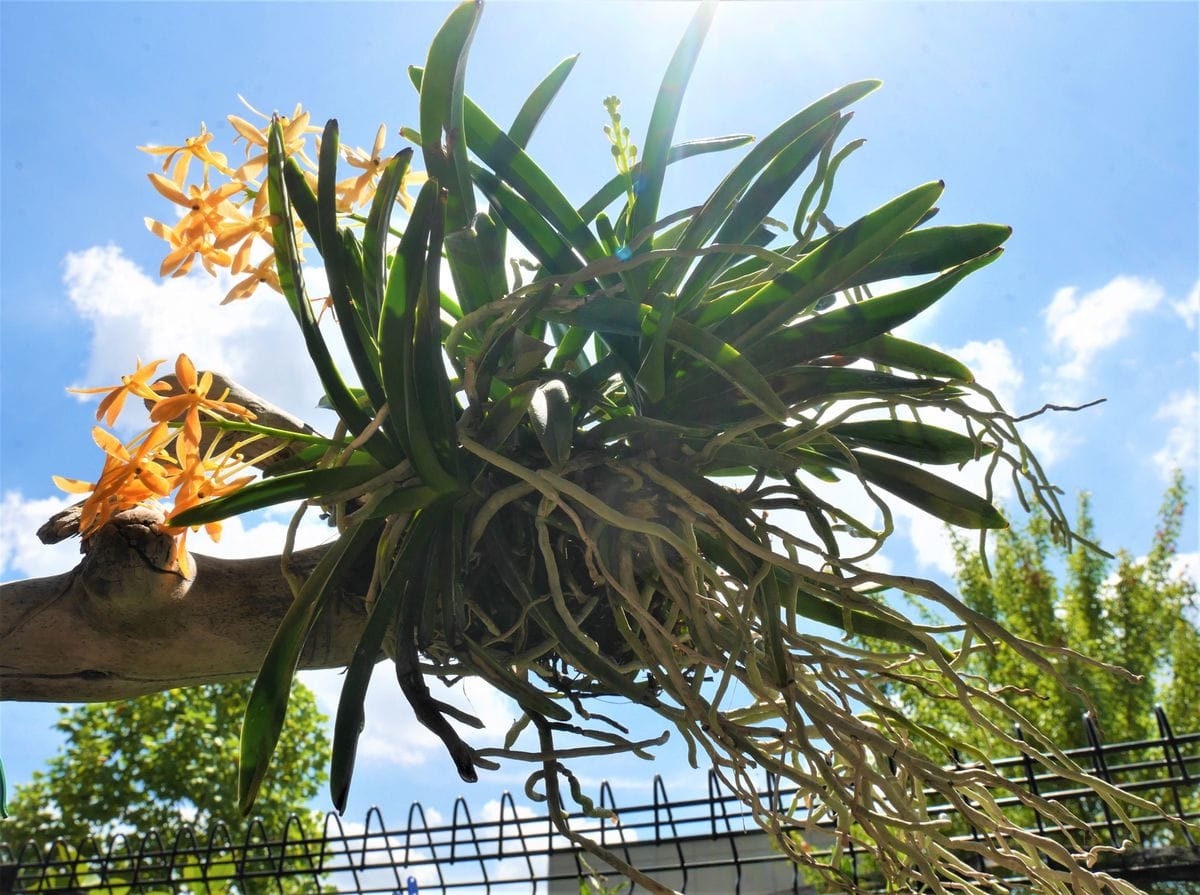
3;709;1198;894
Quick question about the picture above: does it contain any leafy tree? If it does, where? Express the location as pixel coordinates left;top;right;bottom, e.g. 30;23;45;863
0;680;328;853
898;472;1200;751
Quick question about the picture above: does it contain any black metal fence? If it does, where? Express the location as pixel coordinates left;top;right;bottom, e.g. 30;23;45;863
3;709;1197;894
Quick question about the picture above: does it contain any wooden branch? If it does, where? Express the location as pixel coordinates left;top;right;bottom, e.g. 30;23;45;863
1;374;368;703
1;506;369;702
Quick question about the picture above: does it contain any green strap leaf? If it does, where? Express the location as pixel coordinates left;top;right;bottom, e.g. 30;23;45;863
169;464;387;527
831;419;990;465
240;521;381;815
416;0;481;232
663;316;787;421
825;449;1007;529
510;54;579;148
627;2;717;265
318;118;391;413
706;181;946;343
677;113;846;309
472;167;585;277
656;79;882;306
361;148;416;330
413;190;463;483
843;223;1013;289
842;334;974;381
264;120;399;467
330;510;444;812
748;248;1002;376
411;65;607;269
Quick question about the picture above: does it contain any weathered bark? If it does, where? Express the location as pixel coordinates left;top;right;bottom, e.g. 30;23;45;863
0;374;367;703
0;507;366;702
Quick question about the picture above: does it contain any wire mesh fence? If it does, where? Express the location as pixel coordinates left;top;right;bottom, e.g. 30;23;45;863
2;708;1197;894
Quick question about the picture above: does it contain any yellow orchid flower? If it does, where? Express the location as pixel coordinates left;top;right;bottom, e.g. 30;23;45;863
223;253;282;304
145;175;246;277
335;124;390;210
213;185;275;274
137;123;234;181
228;98;319;181
68;357;171;427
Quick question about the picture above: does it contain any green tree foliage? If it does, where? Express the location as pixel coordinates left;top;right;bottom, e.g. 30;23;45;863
906;471;1199;750
0;680;328;852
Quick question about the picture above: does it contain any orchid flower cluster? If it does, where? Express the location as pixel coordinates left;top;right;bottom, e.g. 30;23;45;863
140;100;421;306
57;355;258;575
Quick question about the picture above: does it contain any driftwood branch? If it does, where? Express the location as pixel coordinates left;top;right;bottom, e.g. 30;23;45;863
1;506;370;702
0;374;369;703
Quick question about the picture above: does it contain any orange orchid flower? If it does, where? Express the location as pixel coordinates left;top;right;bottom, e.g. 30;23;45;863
68;357;171;427
150;354;256;451
54;423;181;536
164;436;258;577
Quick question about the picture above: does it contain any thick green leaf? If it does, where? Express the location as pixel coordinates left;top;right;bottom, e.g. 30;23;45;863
627;2;717;265
472;167;587;278
655;80;882;306
671;366;949;425
635;292;677;403
825;449;1007;529
266;120;399;467
330;511;443;812
417;0;480;231
379;178;435;457
363;484;440;519
413;191;463;482
842;334;973;381
318;119;391;413
748;248;1001;375
665;316;787;420
477;380;537;447
831;419;989;465
707;181;946;344
677;113;846;308
240;521;380;815
843;223;1013;289
509;54;579;148
528;379;574;467
411;66;607;269
169;464;386;527
361;148;416;330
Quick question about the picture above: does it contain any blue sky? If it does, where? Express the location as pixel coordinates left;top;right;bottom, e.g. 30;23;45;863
1;0;1197;853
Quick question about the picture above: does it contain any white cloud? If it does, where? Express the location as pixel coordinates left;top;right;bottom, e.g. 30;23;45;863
0;492;79;580
1152;390;1198;478
1043;275;1163;383
1173;281;1199;330
1172;552;1199;587
63;245;341;432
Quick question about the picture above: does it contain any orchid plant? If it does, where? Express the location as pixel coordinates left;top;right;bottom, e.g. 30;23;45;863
58;3;1175;893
